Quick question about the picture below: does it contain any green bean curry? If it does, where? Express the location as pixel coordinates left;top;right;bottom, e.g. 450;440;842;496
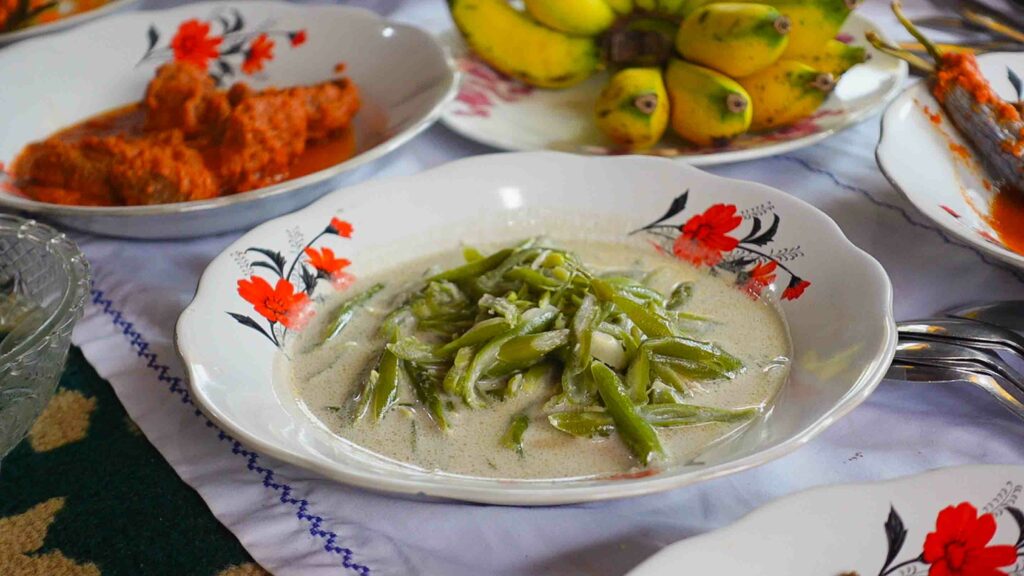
288;238;790;479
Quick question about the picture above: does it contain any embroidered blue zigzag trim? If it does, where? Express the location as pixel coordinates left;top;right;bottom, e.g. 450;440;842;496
90;287;371;576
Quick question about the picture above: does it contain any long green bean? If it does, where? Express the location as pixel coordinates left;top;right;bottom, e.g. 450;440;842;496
501;414;530;456
372;348;401;420
319;283;385;344
590;361;664;465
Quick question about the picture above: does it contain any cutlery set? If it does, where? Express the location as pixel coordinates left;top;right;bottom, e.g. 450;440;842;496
889;302;1024;420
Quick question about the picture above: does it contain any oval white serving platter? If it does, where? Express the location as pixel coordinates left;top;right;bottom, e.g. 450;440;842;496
442;13;907;166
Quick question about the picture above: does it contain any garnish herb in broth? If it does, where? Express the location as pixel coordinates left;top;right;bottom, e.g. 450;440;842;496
328;238;756;468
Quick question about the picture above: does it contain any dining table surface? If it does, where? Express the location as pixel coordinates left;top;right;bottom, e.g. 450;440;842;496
2;0;1024;575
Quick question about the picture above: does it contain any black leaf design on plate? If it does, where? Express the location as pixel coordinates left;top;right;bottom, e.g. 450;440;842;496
228;9;245;33
1009;68;1023;102
227;312;276;344
145;25;160;54
717;257;756;274
741;216;763;243
743;213;780;247
1007;506;1024;548
246;247;287;276
215;13;231;34
879;506;908;575
217;59;234;76
652;190;689;226
300;264;318;296
221;41;246;56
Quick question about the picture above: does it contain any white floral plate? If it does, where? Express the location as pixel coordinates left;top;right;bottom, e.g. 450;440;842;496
877;52;1024;270
441;13;907;166
0;0;137;45
176;152;895;505
628;465;1024;575
0;1;457;239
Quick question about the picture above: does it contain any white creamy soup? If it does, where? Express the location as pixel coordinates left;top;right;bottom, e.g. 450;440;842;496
288;239;790;480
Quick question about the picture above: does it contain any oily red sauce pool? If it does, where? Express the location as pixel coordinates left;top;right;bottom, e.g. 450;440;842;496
18;103;357;205
991;188;1024;255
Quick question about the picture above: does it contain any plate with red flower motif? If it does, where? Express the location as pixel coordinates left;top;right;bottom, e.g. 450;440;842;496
0;1;457;239
628;465;1024;576
440;13;906;166
177;152;895;505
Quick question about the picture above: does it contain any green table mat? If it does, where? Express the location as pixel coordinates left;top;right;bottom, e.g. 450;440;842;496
0;347;267;576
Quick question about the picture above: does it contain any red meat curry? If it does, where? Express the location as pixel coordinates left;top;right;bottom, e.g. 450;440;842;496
12;61;360;206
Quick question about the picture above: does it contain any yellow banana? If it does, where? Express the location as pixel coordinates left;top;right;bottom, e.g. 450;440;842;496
595;67;670;149
738;59;835;130
450;0;600;88
635;0;659;11
605;0;635;15
657;0;689;18
787;39;867;77
678;0;857;56
524;0;617;36
676;4;790;78
664;58;752;146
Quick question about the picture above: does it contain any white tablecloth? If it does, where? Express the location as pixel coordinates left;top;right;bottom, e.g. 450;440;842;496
52;0;1024;574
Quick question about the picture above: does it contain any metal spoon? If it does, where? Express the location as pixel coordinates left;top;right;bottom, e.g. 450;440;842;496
898;317;1024;359
887;360;1024;421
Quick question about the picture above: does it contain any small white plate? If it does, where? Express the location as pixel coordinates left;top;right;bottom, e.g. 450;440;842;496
441;13;907;166
177;152;895;506
628;465;1024;575
0;0;137;45
0;1;457;239
877;52;1024;270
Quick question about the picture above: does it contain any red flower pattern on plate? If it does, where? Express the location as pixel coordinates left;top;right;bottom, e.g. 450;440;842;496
242;33;274;75
742;260;777;297
923;503;1018;576
328;217;354;238
782;278;811;301
305;246;351;276
636;191;811;300
230;217;357;347
237;276;309;329
672;203;742;266
874;495;1024;576
140;10;308;85
170;19;222;69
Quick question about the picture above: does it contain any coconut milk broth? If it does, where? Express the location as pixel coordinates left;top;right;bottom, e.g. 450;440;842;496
287;238;791;480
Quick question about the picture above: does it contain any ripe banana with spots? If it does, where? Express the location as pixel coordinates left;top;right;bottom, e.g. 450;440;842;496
738;59;836;130
676;3;791;78
665;58;752;146
594;67;670;149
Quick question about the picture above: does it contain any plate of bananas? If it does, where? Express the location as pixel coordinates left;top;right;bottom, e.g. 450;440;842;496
442;0;908;166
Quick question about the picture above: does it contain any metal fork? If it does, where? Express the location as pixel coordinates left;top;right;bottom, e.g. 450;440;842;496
947;301;1024;333
898;317;1024;359
887;360;1024;421
893;339;1024;388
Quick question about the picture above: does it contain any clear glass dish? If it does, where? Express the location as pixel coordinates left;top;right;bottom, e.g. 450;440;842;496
0;215;89;466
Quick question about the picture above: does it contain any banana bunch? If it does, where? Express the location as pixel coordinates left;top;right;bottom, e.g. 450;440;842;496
449;0;867;149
